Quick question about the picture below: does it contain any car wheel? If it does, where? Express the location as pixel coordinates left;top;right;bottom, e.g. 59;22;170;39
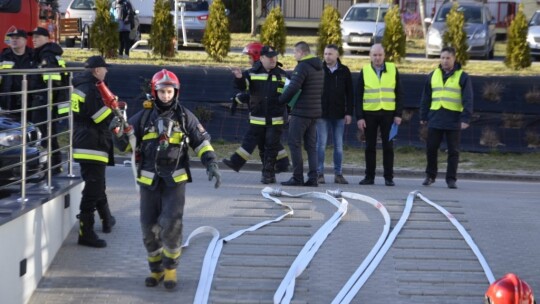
488;48;494;60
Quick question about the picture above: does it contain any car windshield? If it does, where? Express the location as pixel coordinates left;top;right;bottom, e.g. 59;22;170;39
178;0;209;11
344;7;388;22
529;12;540;26
69;0;114;10
70;0;96;10
435;5;483;24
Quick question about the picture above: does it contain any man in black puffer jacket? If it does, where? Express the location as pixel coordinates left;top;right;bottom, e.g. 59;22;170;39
279;41;323;187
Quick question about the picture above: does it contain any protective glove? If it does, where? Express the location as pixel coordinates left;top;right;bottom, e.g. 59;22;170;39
109;117;124;138
206;162;221;189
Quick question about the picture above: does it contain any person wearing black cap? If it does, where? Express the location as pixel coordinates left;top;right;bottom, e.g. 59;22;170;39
0;29;34;117
70;56;116;248
29;26;68;174
224;45;289;184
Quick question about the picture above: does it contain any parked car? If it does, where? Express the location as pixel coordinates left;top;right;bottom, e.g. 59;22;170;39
425;1;496;59
64;0;149;47
341;3;389;54
0;116;46;186
173;0;218;47
527;10;540;60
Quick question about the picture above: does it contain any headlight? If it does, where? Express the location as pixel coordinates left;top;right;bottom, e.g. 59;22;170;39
376;27;385;37
527;33;535;43
428;28;441;45
0;131;23;147
472;30;486;40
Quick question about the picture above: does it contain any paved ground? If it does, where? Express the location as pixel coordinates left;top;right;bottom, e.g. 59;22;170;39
28;165;540;304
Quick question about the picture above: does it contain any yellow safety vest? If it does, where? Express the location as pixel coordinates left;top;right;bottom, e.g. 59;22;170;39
430;69;464;112
362;63;397;111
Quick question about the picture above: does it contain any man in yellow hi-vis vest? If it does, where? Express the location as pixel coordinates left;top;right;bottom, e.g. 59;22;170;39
356;44;403;186
420;47;473;189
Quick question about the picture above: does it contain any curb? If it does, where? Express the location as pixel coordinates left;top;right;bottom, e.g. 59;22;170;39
115;156;540;182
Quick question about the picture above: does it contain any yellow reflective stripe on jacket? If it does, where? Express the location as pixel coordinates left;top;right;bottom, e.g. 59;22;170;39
91;106;112;124
169;132;184;144
249;115;284;125
249;115;265;125
137;170;155;185
43;73;61;81
57;102;70;115
2;61;14;69
249;73;280;82
71;89;85;113
362;63;397;111
430;69;463;112
172;169;188;183
235;147;251;160
142;132;158;141
73;148;109;163
195;140;214;158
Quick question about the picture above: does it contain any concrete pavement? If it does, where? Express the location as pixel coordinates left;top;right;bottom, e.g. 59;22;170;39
28;165;540;303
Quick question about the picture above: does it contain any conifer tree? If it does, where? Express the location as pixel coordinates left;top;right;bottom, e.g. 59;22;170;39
442;2;468;66
316;4;343;57
382;5;406;63
90;0;118;58
203;0;231;62
149;0;175;58
260;6;286;55
505;4;531;70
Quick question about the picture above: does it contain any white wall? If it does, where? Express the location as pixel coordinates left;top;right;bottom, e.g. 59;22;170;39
0;183;83;304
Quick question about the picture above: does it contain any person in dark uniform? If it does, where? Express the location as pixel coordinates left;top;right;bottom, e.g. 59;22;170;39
356;44;403;186
113;69;221;290
420;47;473;189
29;26;68;174
71;56;117;248
225;42;291;175
224;45;289;184
0;29;34;119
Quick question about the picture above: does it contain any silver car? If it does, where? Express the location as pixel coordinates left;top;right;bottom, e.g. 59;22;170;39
341;3;389;54
425;1;496;59
527;10;540;60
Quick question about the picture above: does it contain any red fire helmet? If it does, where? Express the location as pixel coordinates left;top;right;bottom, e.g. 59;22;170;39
150;69;180;98
242;41;263;62
485;273;535;304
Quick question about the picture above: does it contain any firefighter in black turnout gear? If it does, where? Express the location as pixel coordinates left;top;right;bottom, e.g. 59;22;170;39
29;27;69;174
0;29;34;117
223;45;288;184
71;56;117;248
113;69;221;290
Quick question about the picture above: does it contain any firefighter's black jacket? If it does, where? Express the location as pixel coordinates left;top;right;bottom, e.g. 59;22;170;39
234;61;288;125
115;102;217;189
71;71;114;165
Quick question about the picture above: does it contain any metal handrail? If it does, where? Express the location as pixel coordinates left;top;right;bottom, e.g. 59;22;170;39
0;67;84;202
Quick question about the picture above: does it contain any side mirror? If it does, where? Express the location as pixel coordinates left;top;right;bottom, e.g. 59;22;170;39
424;17;432;24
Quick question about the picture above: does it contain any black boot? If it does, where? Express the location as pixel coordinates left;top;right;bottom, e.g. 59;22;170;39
261;157;276;184
96;203;116;233
77;213;107;248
